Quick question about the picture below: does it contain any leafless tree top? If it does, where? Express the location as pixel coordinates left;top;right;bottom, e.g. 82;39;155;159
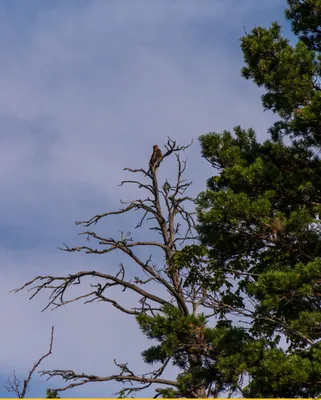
12;138;222;397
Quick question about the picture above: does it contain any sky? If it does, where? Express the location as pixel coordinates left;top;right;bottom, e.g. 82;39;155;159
0;0;290;397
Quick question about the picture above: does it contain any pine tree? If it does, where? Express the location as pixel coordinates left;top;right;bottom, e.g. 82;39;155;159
197;0;321;396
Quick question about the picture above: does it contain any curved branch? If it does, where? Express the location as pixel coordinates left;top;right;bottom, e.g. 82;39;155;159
40;369;178;394
59;235;186;310
12;271;174;312
5;327;55;398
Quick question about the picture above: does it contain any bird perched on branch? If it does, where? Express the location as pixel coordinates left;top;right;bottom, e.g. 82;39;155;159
149;144;163;171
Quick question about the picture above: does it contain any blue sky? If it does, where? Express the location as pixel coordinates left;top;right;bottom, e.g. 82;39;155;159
0;0;290;397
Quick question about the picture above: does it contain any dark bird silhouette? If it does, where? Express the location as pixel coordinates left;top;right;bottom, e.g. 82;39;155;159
149;144;163;170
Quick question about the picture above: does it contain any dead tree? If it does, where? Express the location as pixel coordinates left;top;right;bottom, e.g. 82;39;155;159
13;138;217;398
5;327;55;398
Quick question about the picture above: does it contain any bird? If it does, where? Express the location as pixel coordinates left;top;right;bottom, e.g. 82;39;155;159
149;144;163;171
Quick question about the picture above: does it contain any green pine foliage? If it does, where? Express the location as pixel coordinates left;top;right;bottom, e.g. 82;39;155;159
195;0;321;397
137;304;259;397
46;389;60;398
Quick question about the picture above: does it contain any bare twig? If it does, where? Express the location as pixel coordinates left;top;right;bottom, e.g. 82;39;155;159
5;327;55;398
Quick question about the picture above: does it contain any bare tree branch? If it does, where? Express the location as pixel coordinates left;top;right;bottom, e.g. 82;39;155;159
4;371;22;397
40;368;178;394
5;327;55;398
13;139;215;397
12;271;173;312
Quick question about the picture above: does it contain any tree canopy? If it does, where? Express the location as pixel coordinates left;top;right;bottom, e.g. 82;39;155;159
196;0;321;396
